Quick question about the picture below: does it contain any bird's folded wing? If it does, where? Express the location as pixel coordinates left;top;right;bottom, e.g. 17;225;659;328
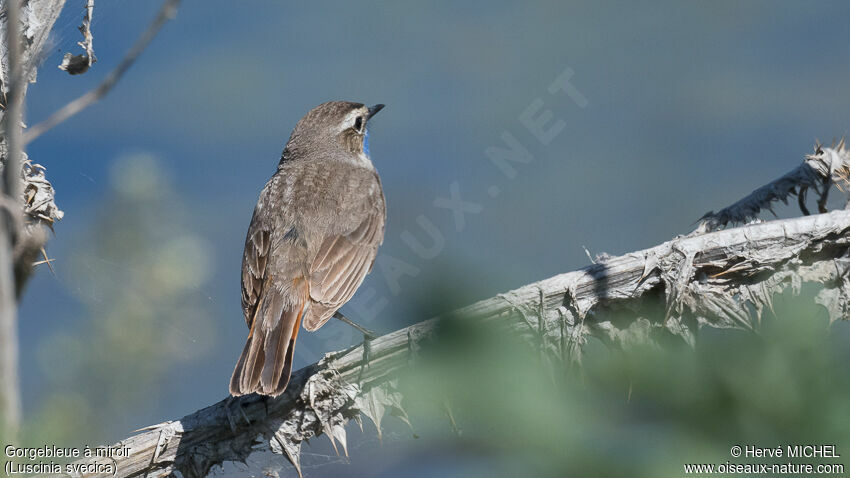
241;213;272;328
303;206;384;331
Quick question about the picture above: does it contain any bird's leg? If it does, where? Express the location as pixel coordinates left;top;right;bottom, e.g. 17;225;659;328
333;310;377;338
224;395;253;432
333;311;377;375
224;396;237;433
260;394;270;417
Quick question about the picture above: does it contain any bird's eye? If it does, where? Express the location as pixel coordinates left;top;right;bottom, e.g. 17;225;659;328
353;116;364;133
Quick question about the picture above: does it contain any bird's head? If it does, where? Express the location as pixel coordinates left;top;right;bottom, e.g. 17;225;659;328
282;101;385;163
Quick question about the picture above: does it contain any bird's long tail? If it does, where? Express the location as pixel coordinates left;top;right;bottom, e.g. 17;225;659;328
230;287;306;397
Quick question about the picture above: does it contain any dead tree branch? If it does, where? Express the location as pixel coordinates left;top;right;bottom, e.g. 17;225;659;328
23;0;181;145
53;206;850;477
0;0;25;440
0;0;66;296
697;142;850;232
0;0;67;440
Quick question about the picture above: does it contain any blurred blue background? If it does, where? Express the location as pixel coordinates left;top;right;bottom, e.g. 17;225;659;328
14;0;850;475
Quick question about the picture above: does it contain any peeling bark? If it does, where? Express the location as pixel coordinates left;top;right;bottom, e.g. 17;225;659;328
51;208;850;478
0;0;65;440
58;0;96;75
0;0;66;294
697;143;850;232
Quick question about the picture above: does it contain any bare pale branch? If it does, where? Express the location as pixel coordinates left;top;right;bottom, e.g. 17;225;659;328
696;142;850;232
52;208;850;478
0;0;25;440
0;0;66;442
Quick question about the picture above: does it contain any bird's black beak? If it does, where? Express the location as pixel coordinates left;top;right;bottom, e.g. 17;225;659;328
367;104;385;120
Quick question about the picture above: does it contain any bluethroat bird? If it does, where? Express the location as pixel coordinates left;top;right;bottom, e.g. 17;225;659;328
230;101;386;396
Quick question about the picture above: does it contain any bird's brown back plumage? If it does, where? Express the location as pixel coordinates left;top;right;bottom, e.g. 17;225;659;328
230;101;386;397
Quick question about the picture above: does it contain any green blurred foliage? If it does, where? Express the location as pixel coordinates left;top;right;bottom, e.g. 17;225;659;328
24;154;216;446
398;286;850;477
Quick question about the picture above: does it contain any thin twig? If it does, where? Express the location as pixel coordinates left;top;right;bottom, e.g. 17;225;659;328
38;247;56;275
0;0;25;440
23;0;181;145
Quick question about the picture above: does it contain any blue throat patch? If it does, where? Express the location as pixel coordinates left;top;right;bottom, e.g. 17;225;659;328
363;129;370;157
